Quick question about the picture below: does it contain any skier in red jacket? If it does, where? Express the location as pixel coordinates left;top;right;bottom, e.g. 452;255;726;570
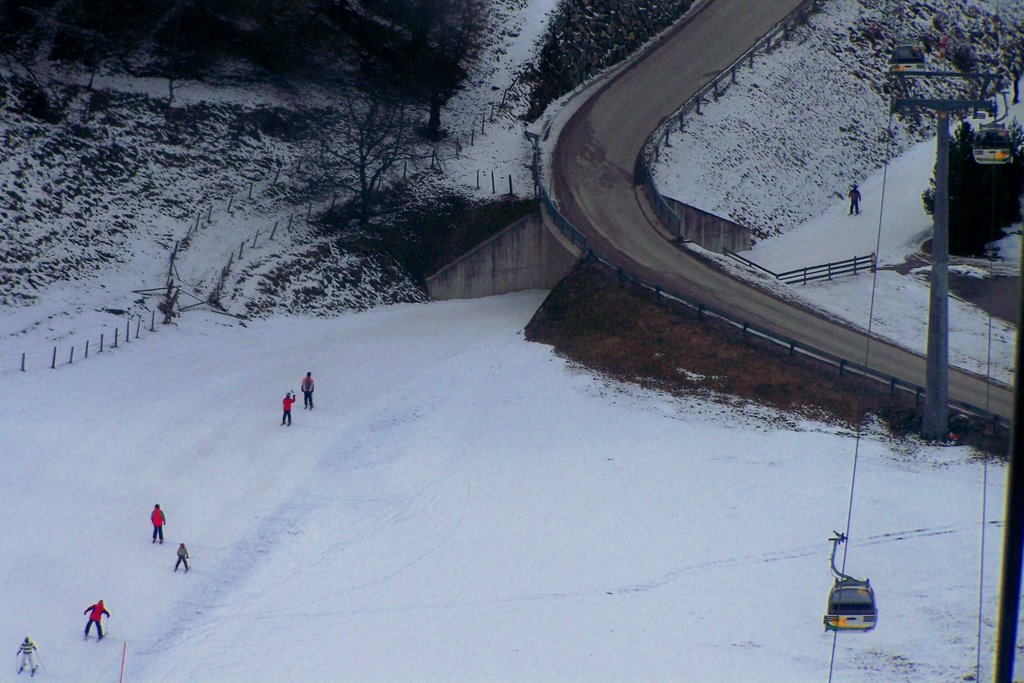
83;600;110;640
151;503;166;544
281;392;295;426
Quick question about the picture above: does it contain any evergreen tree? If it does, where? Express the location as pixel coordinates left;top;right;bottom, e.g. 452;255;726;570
923;119;1024;255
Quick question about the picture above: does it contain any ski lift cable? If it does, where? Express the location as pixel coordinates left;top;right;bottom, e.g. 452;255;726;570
826;65;901;683
974;128;1002;681
974;3;1002;675
976;431;991;680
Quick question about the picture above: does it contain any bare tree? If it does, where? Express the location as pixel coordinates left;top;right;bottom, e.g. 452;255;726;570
343;0;485;139
323;92;415;228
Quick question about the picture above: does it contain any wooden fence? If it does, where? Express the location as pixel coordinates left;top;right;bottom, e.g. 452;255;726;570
726;249;876;285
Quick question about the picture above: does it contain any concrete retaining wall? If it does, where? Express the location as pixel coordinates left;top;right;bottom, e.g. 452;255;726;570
663;195;751;253
425;212;579;300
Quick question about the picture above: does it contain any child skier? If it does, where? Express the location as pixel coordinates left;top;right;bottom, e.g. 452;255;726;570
175;543;190;573
281;391;295;426
83;600;110;640
151;503;166;544
16;636;38;676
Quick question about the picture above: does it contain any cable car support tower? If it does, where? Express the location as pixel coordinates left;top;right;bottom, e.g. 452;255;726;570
892;42;1022;682
888;64;1003;441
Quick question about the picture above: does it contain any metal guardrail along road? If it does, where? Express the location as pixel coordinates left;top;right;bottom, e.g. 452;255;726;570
544;0;1013;425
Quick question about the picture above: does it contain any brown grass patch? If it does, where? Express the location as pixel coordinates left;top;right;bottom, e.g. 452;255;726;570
525;258;1008;456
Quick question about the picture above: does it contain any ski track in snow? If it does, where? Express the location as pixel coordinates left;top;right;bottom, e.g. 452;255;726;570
0;292;1012;681
130;330;498;679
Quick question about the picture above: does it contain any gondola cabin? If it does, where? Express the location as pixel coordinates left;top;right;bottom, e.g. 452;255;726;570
974;124;1012;165
890;42;925;72
824;532;877;632
824;578;877;632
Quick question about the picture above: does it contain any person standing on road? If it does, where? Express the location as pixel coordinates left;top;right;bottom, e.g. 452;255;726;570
848;182;861;215
151;504;166;544
281;392;295;426
83;600;109;641
16;636;39;675
175;543;190;573
301;372;315;410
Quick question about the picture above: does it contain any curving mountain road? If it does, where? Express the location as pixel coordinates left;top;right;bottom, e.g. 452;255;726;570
550;0;1013;420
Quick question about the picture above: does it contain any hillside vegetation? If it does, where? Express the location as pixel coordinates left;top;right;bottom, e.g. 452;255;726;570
0;0;524;322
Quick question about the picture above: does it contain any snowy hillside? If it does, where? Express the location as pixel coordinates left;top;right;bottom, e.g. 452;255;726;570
649;0;1021;387
4;0;1017;373
0;0;555;356
0;293;1015;681
652;0;1023;238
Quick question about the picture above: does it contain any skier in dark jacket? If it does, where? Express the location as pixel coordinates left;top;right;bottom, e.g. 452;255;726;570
848;182;861;215
83;600;110;640
301;372;315;410
151;504;166;544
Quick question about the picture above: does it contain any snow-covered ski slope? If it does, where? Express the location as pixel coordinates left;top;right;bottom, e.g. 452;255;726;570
0;292;1014;681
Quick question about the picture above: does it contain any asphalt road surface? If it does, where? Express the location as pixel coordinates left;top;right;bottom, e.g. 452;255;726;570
550;0;1013;420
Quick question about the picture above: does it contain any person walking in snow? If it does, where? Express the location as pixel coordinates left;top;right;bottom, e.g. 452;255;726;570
151;503;166;544
83;600;109;641
281;391;295;426
301;372;315;410
16;636;38;676
175;543;190;573
848;182;861;215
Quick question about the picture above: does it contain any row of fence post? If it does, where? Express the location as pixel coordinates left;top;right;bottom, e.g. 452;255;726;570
472;169;517;195
8;125;342;377
171;154;313;308
186;105;517;249
170;101;520;342
5;311;156;373
405;102;521;197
